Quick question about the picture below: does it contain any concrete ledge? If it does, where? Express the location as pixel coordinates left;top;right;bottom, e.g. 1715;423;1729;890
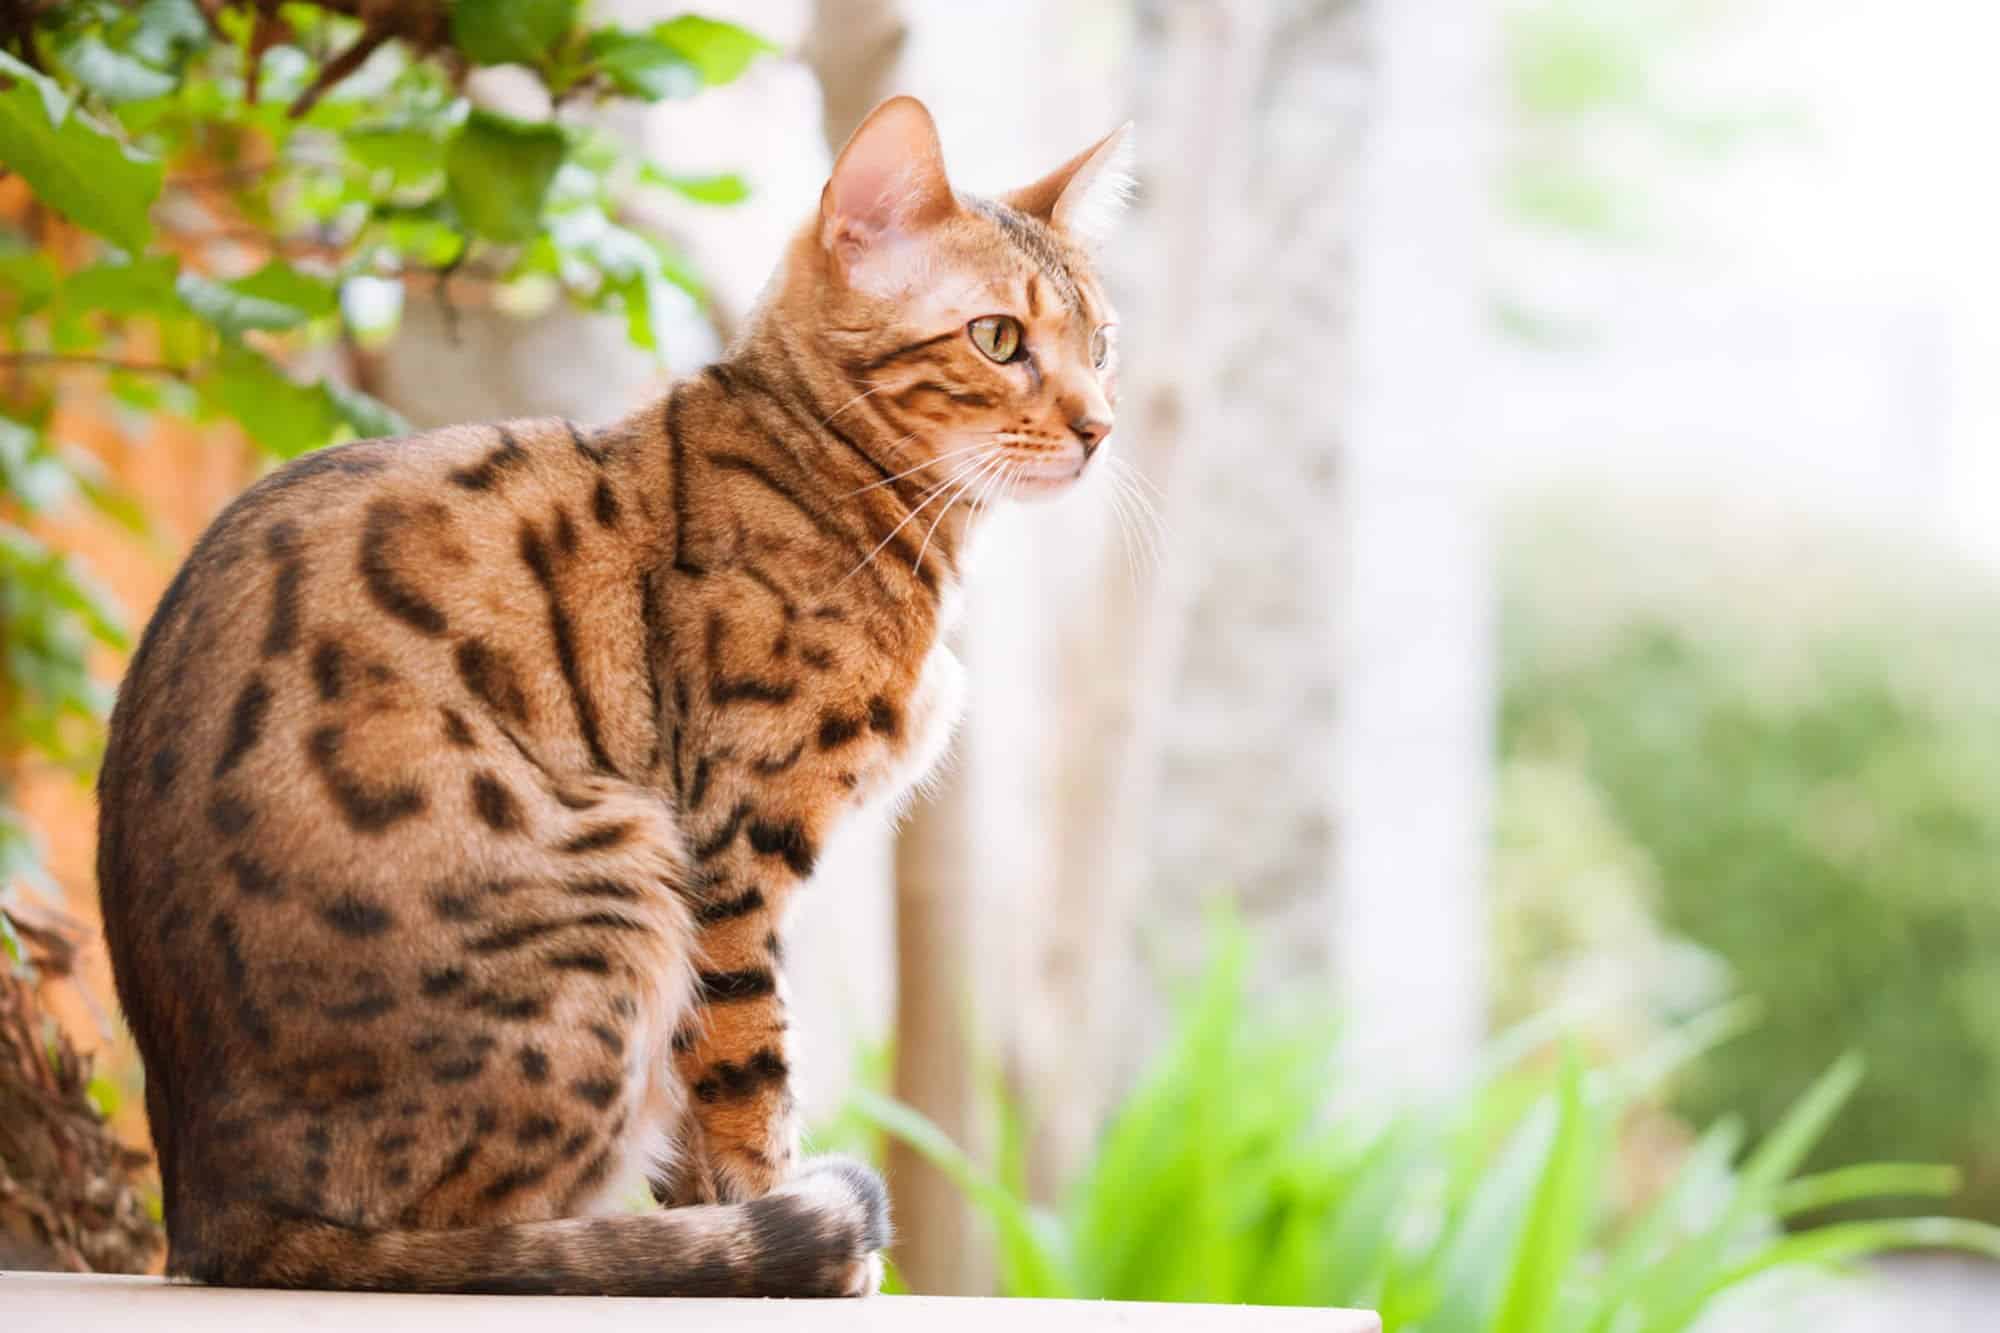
5;1272;1381;1331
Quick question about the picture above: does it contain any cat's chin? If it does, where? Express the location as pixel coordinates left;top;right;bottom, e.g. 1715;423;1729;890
1007;470;1086;502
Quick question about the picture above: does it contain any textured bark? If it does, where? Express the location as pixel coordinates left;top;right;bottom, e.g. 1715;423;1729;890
1020;0;1376;1196
0;910;162;1274
801;0;910;149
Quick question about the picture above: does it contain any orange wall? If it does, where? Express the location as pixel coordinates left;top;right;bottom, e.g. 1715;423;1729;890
17;394;255;1160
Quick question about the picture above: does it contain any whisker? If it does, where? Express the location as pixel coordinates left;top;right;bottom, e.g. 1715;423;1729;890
963;459;1010;530
977;460;1016;512
835;454;992;588
912;454;1003;575
840;438;985;499
1103;468;1140;591
1118;456;1167;501
1107;455;1169;571
1105;467;1145;591
822;380;893;427
1104;460;1164;583
989;462;1021;514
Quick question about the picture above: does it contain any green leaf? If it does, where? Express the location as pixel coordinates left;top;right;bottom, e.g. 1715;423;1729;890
0;910;20;967
85;1073;122;1119
1504;160;1631;239
228;262;339;321
68;457;152;538
445;110;567;243
1509;14;1647;119
200;344;342;458
175;273;313;334
654;170;748;204
56;33;178;103
0;51;163;252
652;15;777;86
0;250;58;312
451;0;582;67
324;379;410;441
585;29;701;101
129;0;211;69
64;255;182;316
366;207;466;267
343;124;448;189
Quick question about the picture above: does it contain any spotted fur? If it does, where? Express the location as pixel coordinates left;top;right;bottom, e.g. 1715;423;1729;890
97;97;1124;1296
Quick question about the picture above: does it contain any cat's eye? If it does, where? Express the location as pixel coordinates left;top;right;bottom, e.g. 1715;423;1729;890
1090;326;1114;370
969;315;1024;364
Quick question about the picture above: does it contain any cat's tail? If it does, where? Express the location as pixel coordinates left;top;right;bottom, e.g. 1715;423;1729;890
182;1158;888;1297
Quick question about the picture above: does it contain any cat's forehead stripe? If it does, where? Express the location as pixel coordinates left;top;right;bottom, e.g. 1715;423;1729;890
971;198;1082;312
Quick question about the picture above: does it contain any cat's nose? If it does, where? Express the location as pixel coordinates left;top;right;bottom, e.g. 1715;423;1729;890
1069;413;1113;456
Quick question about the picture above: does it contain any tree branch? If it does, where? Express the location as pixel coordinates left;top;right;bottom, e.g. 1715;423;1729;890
0;353;190;380
287;22;391;118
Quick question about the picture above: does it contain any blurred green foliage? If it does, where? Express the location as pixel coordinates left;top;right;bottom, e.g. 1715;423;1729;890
1504;0;1806;244
1499;498;2000;1219
852;918;2000;1321
0;0;766;958
1497;0;1807;347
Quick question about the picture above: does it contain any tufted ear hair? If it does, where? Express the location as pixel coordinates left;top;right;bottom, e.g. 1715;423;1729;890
1005;122;1135;245
819;96;959;275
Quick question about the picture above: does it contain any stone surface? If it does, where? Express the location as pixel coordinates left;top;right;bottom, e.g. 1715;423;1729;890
2;1272;1381;1333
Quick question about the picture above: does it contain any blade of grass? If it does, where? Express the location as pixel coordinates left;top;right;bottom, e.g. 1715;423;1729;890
1710;1215;2000;1293
1773;1163;1961;1220
1315;1117;1432;1308
1495;1045;1608;1333
1583;1116;1746;1333
849;1088;1072;1297
1634;1053;1866;1333
1425;1090;1562;1330
1071;919;1253;1299
1604;997;1762;1108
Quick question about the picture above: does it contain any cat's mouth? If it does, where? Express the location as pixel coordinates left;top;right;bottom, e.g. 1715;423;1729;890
989;435;1092;500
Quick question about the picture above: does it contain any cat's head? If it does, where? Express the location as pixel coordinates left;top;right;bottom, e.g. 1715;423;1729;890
780;96;1132;503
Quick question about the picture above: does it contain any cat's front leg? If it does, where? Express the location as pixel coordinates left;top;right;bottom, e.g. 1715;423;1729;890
659;995;801;1204
667;835;812;1202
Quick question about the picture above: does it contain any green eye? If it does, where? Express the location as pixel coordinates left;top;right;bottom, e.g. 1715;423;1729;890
969;315;1024;363
1090;326;1113;369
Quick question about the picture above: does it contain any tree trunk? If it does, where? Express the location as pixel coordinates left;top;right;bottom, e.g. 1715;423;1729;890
1024;0;1378;1196
800;0;910;148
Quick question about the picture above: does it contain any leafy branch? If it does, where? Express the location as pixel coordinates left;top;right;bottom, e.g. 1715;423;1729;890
0;0;773;956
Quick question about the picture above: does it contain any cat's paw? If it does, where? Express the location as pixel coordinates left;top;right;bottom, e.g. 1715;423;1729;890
767;1156;891;1297
702;1144;787;1203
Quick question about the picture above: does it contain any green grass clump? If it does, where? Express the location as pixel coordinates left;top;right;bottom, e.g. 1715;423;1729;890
851;921;2000;1325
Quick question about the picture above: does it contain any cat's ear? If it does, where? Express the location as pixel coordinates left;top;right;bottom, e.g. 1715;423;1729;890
1007;122;1135;245
820;96;958;274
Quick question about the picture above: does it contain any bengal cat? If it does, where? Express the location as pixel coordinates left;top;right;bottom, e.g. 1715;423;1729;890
95;97;1129;1297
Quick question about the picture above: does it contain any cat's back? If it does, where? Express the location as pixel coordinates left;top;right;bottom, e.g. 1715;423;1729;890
103;419;583;795
95;414;648;1011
